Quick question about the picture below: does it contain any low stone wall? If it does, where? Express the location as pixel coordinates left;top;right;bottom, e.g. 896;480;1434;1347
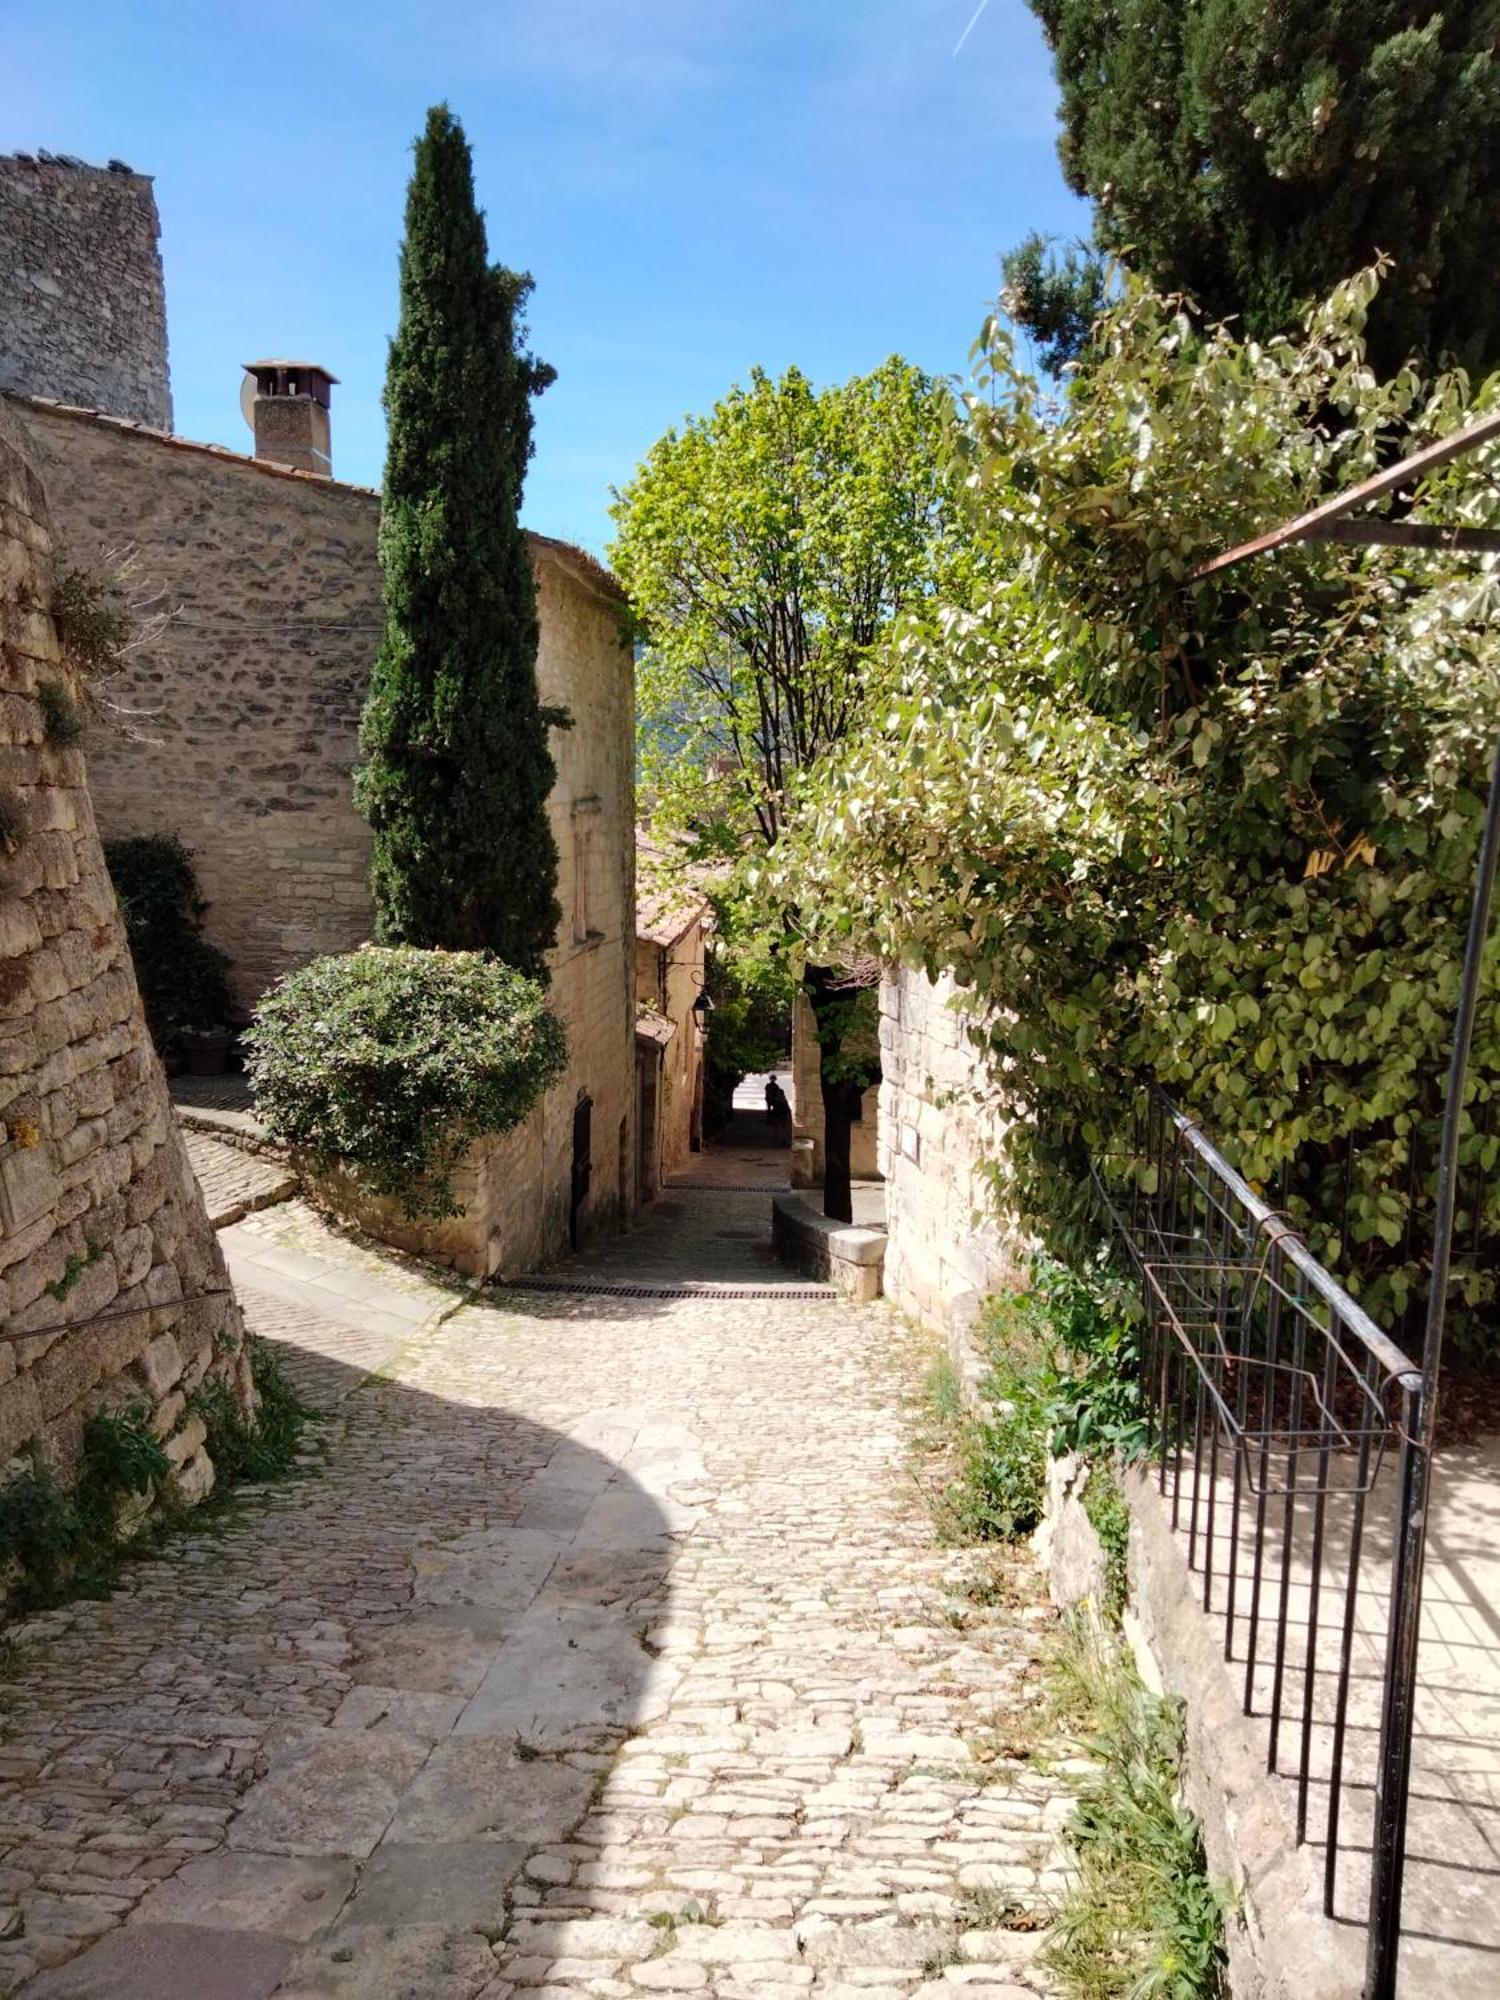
770;1193;885;1302
878;966;1023;1375
0;415;247;1524
309;1108;551;1284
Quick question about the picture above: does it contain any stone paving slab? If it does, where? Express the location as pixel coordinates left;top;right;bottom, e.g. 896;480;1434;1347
0;1198;1068;1998
183;1130;297;1229
24;1922;294;1999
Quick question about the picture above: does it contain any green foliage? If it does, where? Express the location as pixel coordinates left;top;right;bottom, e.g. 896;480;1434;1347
0;1404;168;1614
1044;1619;1229;1998
0;1462;84;1611
1000;232;1110;379
104;834;236;1052
1028;0;1500;377
938;1257;1145;1548
614;356;964;854
356;104;562;980
36;679;85;748
73;1405;170;1542
701;927;794;1133
1081;1466;1131;1627
45;1235;104;1304
246;946;567;1219
49;557;131;676
945;1400;1049;1546
782;267;1500;1351
193;1338;307;1483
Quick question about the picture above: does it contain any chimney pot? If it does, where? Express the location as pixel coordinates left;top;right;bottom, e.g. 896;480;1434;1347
244;358;338;476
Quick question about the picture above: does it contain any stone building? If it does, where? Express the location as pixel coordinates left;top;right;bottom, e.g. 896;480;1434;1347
0;150;638;1277
0;408;246;1506
634;841;710;1199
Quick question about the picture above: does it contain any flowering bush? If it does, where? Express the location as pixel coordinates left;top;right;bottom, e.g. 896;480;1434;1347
247;947;566;1218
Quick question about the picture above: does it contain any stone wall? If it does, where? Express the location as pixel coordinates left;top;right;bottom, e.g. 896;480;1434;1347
878;966;1022;1364
11;396;380;1011
791;994;880;1182
635;925;705;1184
0;414;245;1517
5;395;638;1273
0;155;172;429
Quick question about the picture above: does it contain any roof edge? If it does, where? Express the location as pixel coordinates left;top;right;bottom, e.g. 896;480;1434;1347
4;391;624;600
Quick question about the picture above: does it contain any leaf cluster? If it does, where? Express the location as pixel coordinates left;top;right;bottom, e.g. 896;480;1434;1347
246;946;567;1219
1029;0;1500;378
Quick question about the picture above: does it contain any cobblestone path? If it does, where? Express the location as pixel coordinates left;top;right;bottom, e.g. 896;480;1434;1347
0;1184;1069;1999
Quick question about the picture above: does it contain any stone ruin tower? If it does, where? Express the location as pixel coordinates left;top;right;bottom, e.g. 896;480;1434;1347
0;150;173;429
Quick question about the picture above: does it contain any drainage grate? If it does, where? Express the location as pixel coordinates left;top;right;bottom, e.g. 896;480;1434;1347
667;1183;789;1195
495;1277;836;1301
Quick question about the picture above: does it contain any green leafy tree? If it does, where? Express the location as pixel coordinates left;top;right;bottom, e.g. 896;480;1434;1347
1027;1;1500;376
356;104;562;981
611;359;961;1218
780;268;1500;1349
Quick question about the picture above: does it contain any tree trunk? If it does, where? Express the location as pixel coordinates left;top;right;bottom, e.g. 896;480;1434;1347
804;963;879;1227
820;1074;860;1224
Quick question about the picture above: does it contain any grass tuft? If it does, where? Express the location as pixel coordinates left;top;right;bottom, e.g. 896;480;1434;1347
1042;1616;1231;1999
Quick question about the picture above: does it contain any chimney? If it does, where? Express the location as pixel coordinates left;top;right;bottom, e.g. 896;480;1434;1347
243;359;337;476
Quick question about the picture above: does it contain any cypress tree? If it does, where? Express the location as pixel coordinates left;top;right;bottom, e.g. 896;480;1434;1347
357;104;561;981
1022;2;1500;378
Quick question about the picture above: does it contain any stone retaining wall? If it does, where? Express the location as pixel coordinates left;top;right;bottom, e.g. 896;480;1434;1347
0;414;247;1518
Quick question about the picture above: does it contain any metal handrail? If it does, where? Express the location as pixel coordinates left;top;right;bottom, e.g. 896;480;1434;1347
1095;1089;1428;2000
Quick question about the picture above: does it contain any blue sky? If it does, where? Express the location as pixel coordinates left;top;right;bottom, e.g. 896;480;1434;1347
0;1;1087;555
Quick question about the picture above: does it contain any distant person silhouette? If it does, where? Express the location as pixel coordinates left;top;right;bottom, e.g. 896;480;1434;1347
764;1077;791;1145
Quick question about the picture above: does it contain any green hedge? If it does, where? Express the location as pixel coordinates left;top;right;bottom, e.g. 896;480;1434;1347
104;834;236;1052
246;947;567;1218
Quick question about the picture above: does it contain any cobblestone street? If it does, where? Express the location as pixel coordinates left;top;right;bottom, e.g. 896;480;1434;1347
0;1155;1069;1999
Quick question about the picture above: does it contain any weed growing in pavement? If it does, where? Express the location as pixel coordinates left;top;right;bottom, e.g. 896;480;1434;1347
1040;1615;1231;2000
191;1337;307;1483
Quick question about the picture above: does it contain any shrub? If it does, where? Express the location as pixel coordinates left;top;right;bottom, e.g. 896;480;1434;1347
246;946;568;1218
104;834;236;1053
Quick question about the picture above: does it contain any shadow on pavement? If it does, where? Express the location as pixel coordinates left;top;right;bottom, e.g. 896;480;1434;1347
11;1297;678;2000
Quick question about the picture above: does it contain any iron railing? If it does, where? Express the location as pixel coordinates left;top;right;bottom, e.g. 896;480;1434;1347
1094;1089;1427;2000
